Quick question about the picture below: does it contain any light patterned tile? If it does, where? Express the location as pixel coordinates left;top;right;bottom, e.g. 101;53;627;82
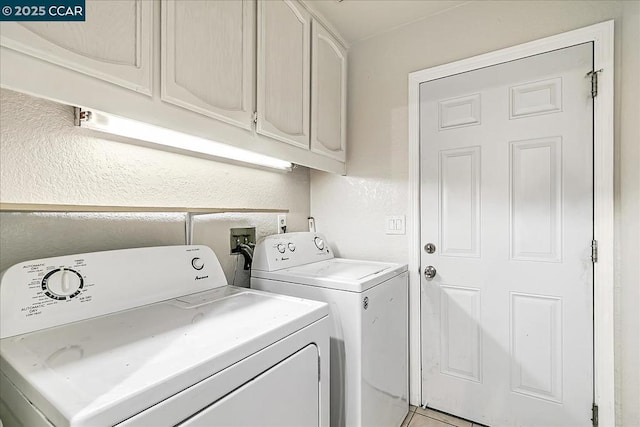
402;411;415;427
415;407;472;427
410;405;418;412
409;413;456;427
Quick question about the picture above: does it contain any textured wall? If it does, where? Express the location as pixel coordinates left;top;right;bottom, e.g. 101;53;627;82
615;1;640;425
0;89;311;286
310;1;639;424
0;212;291;288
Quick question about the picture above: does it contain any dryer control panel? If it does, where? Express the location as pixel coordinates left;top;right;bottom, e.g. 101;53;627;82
0;245;226;339
252;232;334;271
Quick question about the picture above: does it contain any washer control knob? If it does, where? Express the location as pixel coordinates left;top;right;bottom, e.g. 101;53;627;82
42;268;83;300
191;257;204;270
277;243;286;254
288;243;296;252
314;237;325;251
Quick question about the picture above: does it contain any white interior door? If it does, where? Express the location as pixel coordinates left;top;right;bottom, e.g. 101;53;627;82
420;43;594;426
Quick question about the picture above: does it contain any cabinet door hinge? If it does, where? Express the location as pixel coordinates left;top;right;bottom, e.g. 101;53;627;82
592;403;599;427
591;240;598;263
73;107;92;126
252;111;258;124
586;69;603;98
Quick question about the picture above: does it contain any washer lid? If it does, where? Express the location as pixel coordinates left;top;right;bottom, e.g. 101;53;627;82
0;286;328;427
252;258;408;292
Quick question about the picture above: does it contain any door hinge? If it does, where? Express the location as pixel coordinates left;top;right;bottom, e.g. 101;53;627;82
586;69;603;98
591;240;598;263
252;111;258;124
592;403;599;427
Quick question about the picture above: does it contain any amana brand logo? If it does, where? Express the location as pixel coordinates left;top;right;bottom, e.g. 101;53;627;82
195;275;209;280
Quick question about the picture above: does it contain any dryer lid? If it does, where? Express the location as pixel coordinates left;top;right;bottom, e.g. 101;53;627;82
0;286;328;427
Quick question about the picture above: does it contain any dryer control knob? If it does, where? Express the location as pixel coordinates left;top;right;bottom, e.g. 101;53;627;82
288;243;296;252
191;257;204;270
42;268;83;300
277;243;286;254
314;237;325;251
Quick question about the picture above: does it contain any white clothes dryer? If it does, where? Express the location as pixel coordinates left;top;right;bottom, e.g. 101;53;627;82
0;245;330;427
251;232;409;427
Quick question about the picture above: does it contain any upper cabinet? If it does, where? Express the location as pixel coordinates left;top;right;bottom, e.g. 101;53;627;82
161;0;255;130
257;0;311;149
311;20;347;162
0;0;152;94
0;0;348;174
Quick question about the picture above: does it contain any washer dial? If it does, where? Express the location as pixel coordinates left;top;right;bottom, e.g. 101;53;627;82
277;243;286;254
42;268;83;300
288;243;296;252
314;237;325;251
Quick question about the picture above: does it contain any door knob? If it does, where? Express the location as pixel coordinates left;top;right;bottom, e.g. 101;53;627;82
424;266;437;279
424;243;436;254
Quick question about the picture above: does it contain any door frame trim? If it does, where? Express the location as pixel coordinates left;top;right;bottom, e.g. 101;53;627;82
407;20;615;423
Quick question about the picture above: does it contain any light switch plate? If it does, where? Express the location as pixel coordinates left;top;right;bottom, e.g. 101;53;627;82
385;215;406;235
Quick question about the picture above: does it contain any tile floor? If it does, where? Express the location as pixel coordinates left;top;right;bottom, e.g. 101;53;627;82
402;405;485;427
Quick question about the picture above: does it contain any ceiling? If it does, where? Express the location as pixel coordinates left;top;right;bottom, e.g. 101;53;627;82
309;0;470;46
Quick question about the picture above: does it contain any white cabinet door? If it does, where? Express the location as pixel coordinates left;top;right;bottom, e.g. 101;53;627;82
311;20;346;162
161;0;255;130
257;0;311;149
0;0;152;94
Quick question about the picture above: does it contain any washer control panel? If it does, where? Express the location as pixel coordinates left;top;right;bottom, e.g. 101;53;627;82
252;232;334;271
0;245;225;339
313;237;325;251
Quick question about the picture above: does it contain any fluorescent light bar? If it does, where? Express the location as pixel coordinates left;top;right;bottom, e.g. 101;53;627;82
76;109;293;171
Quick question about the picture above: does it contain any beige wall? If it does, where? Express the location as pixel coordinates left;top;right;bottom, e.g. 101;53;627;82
310;1;639;424
616;1;640;425
0;89;311;286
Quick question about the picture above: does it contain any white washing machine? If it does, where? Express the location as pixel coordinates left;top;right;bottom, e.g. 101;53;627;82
251;232;409;427
0;245;330;427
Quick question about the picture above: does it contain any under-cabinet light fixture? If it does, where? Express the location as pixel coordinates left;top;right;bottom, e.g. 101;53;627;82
75;109;293;171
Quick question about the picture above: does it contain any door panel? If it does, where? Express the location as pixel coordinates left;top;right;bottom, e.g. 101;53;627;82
439;285;482;382
439;147;481;257
0;0;152;94
510;137;562;261
420;43;594;426
161;0;255;129
257;0;310;148
510;293;563;403
311;19;347;162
